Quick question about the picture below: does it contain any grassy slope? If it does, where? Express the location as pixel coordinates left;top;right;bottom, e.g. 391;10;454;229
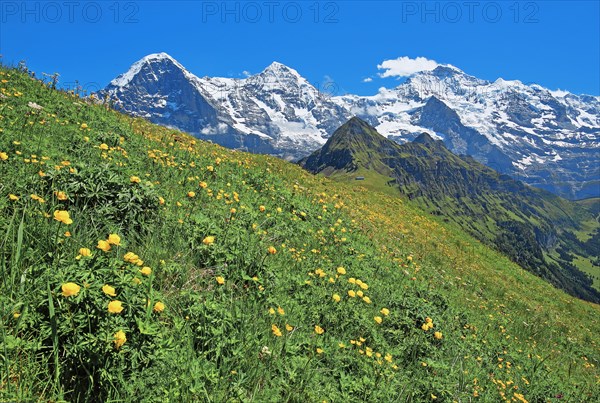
303;119;600;299
1;67;599;402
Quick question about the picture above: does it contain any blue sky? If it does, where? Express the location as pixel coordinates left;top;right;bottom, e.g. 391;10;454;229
1;1;599;96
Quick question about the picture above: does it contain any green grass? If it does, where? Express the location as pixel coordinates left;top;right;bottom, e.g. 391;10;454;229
1;66;599;402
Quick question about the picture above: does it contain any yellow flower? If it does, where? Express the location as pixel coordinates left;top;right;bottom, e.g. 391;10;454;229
422;323;430;331
356;290;364;298
348;277;356;284
113;330;126;349
336;266;346;275
268;307;275;315
277;306;285;315
102;284;117;297
259;205;266;212
425;317;433;324
0;151;8;160
203;236;215;245
362;296;372;304
332;293;341;302
123;252;138;262
187;191;196;198
314;325;324;335
434;331;443;340
99;143;109;150
267;246;277;255
153;301;165;312
108;300;124;314
64;231;71;237
80;123;88;129
13;312;21;319
316;348;324;354
348;290;356;298
199;181;208;189
271;324;282;337
140;266;152;276
97;240;111;252
8;194;19;201
206;165;214;172
55;191;68;200
61;282;80;297
53;210;73;225
380;308;390;316
359;282;368;290
285;324;294;332
130;176;141;183
385;353;393;363
216;276;225;285
107;233;121;246
158;196;165;205
374;316;383;324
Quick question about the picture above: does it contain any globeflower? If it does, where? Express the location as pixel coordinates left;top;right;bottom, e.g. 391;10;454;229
102;284;117;297
267;246;277;255
271;324;282;337
107;233;121;246
187;191;196;198
336;266;346;275
113;330;126;349
216;276;225;285
348;290;356;298
53;210;73;225
108;300;124;314
374;316;383;324
203;236;215;245
434;331;443;340
139;266;152;276
76;248;91;259
8;194;19;201
332;293;341;302
314;325;324;335
97;240;111;252
0;151;8;160
61;282;80;297
380;308;390;316
153;301;165;312
130;176;141;184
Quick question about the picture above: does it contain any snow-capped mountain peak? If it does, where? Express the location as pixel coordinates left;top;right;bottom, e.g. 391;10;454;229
108;52;189;88
101;54;600;199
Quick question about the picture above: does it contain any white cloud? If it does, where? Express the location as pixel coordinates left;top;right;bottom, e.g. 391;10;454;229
362;77;373;83
242;70;251;77
377;56;439;78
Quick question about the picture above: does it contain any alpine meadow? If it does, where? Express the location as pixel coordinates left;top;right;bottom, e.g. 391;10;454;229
1;59;600;403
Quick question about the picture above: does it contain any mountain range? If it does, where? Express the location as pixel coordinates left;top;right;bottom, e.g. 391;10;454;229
100;53;600;200
300;117;600;302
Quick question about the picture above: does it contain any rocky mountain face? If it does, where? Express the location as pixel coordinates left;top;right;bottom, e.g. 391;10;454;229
101;54;600;199
301;117;600;303
101;53;350;159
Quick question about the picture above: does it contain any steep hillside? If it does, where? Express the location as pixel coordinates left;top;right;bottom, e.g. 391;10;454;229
1;67;599;402
301;118;600;302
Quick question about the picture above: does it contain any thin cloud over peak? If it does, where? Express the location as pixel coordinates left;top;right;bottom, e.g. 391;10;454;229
377;56;439;78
